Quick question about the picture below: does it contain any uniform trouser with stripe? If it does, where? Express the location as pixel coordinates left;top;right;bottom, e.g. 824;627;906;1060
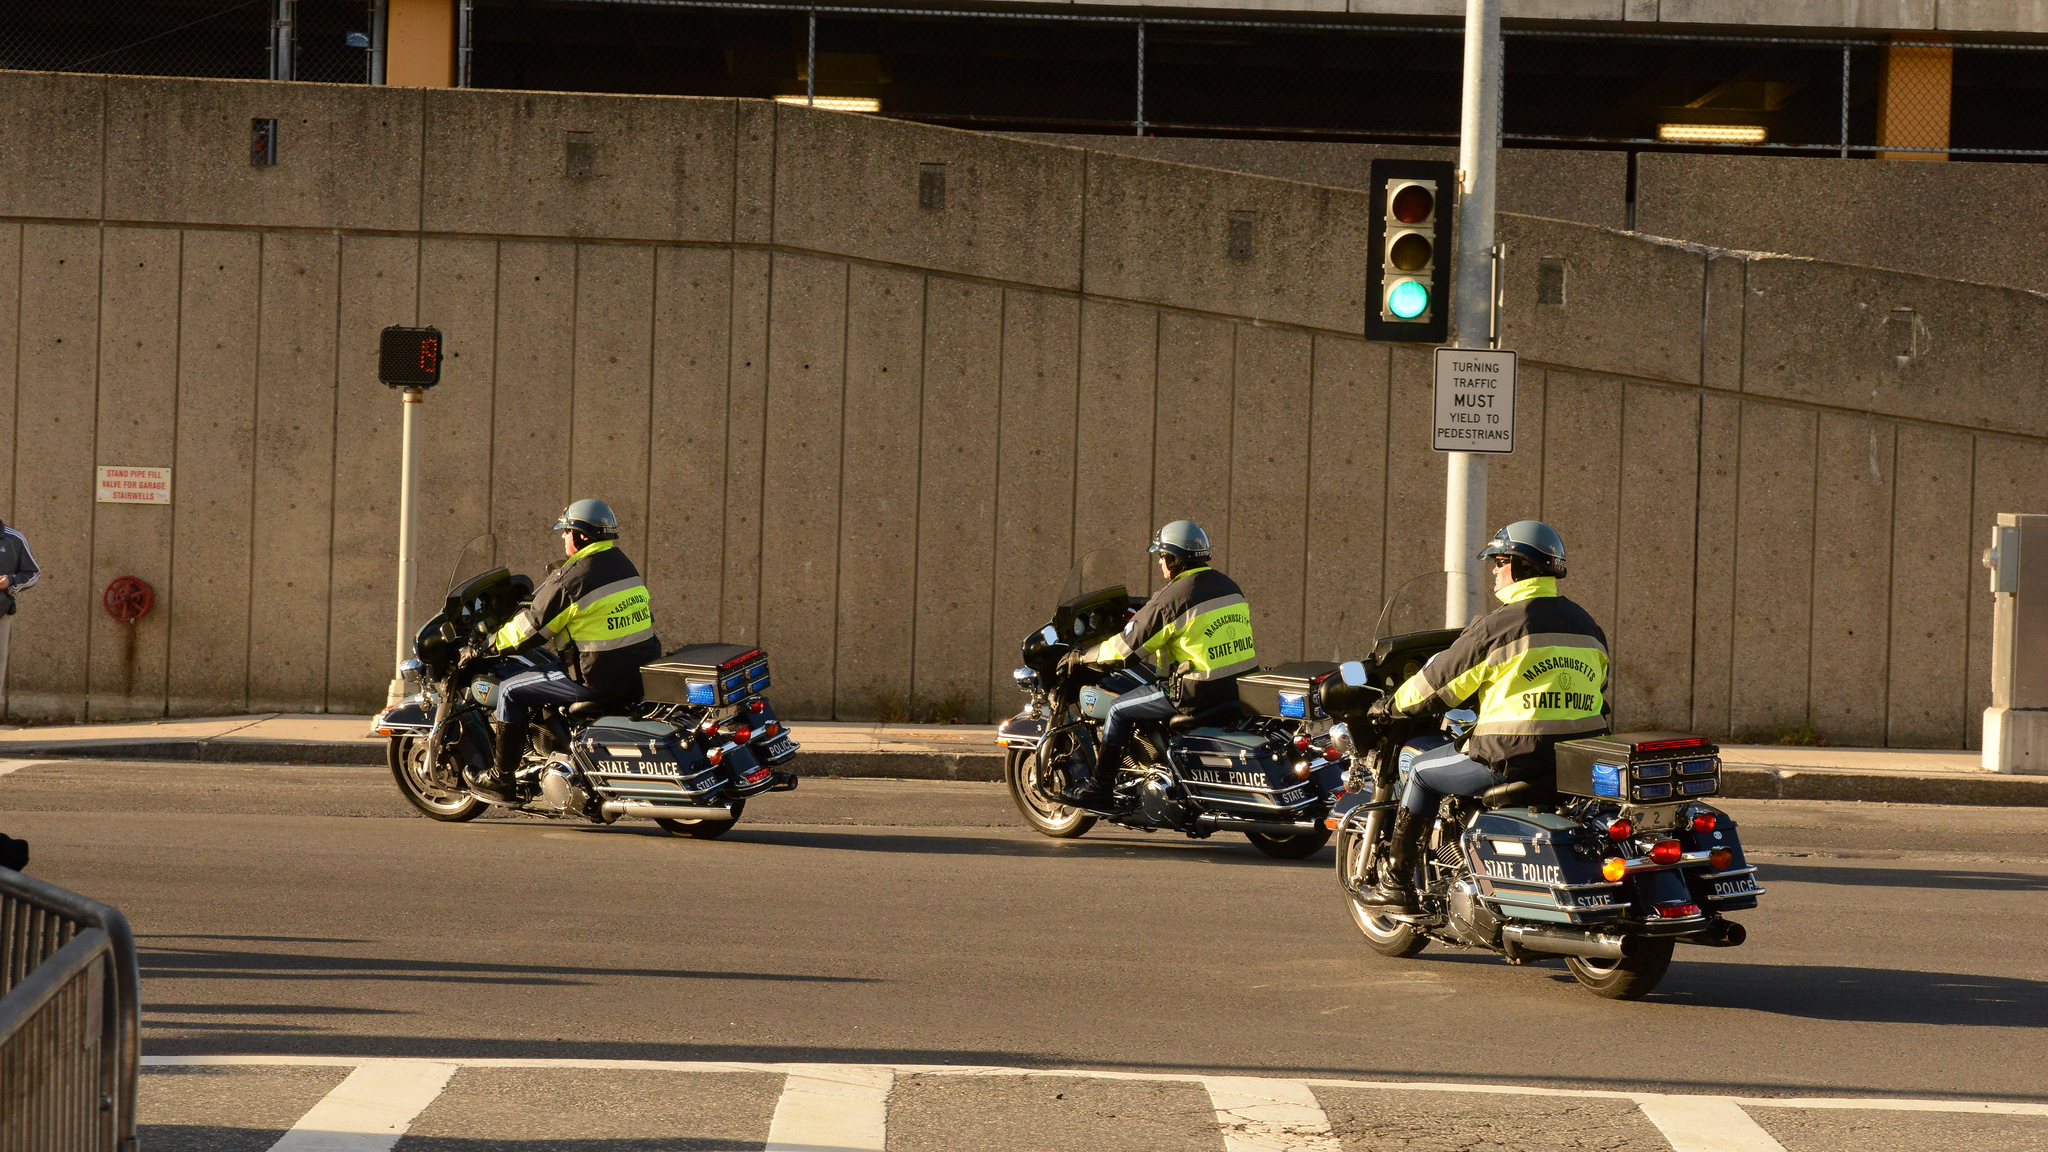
1401;743;1506;815
1086;683;1178;779
494;669;600;731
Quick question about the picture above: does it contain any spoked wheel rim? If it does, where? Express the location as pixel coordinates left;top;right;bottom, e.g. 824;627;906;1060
400;737;477;815
1337;826;1417;942
1022;730;1090;828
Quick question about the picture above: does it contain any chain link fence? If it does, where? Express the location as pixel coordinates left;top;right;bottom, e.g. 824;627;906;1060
1;0;2045;159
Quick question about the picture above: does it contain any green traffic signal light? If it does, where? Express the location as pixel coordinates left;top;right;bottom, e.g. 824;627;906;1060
1388;279;1429;320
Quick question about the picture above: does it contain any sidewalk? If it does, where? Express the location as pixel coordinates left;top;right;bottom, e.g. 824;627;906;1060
1;714;2043;806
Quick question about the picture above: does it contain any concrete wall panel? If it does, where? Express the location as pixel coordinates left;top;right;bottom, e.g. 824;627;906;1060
1728;402;1818;741
1690;392;1741;737
1966;435;2048;746
833;264;925;718
733;101;775;246
105;77;423;232
246;231;342;712
757;253;847;718
1486;368;1547;530
0;73;103;220
166;229;260;714
913;278;1002;720
1382;346;1445;603
1539;371;1622;634
1085;150;1369;333
325;236;420;711
1228;325;1313;662
1073;300;1157;563
1613;383;1699;731
720;250;771;646
0;226;15;523
6;226;101;719
1807;412;1896;746
990;290;1081;712
1151;313;1237;590
489;242;576;591
776;106;1084;292
1303;336;1389;664
568;245;656;560
646;247;733;640
1499;216;1703;386
409;239;500;628
1702;254;1745;393
1885;424;1974;748
424;90;735;243
85;228;180;718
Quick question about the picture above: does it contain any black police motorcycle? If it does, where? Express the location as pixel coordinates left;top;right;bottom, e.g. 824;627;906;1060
372;540;799;838
995;550;1348;859
1319;572;1764;998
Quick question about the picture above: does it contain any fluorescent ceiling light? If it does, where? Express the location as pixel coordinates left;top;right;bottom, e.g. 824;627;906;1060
1657;123;1766;144
776;95;881;113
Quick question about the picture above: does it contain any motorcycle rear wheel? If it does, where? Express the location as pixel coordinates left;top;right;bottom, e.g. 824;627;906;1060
1246;827;1332;859
657;799;745;839
1006;743;1095;839
388;736;488;822
1335;823;1427;957
1566;939;1675;999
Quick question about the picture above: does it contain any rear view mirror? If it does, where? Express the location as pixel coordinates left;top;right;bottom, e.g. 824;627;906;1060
1338;660;1368;687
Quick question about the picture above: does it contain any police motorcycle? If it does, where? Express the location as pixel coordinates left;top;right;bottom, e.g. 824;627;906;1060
373;539;800;838
995;550;1349;859
1321;573;1764;999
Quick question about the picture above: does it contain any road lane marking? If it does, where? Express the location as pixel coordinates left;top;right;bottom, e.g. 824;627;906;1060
0;759;47;777
1634;1095;1788;1152
765;1063;892;1152
265;1059;457;1152
1205;1076;1342;1152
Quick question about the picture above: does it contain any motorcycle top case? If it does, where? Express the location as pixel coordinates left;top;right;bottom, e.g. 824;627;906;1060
574;717;720;798
1464;808;1622;926
641;643;771;707
1553;731;1721;804
1236;661;1340;720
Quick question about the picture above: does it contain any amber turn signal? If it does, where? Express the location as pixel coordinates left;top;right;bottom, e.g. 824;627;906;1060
1602;857;1628;882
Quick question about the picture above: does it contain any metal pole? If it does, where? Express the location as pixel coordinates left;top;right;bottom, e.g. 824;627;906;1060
807;10;816;104
1445;0;1500;629
369;0;387;84
1839;45;1851;158
269;0;297;81
457;0;474;87
390;388;423;703
1135;21;1146;136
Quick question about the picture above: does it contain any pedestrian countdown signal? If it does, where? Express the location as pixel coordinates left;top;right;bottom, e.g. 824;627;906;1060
379;325;443;389
1365;159;1455;345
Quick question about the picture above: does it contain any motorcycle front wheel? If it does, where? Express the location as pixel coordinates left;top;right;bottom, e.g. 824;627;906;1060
388;736;488;822
1335;822;1426;957
1566;939;1675;1000
657;799;745;839
1006;740;1096;839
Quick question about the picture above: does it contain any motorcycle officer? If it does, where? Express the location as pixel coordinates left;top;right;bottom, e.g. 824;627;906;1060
1056;520;1259;807
1357;520;1610;913
468;499;662;801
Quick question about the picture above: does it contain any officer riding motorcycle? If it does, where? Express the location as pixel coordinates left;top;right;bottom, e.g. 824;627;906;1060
467;498;661;802
1056;520;1259;807
1356;520;1610;913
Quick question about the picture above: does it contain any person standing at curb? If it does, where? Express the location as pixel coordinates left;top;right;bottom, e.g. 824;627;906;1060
0;516;40;713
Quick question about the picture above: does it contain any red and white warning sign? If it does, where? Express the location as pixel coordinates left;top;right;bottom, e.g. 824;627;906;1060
95;465;172;504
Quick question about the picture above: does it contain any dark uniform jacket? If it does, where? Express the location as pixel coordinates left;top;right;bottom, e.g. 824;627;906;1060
492;540;661;699
1389;577;1609;777
1085;566;1258;713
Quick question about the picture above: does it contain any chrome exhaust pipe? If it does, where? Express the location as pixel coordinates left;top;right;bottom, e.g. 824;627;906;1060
1680;919;1747;948
602;801;734;821
1500;924;1636;960
1193;814;1325;836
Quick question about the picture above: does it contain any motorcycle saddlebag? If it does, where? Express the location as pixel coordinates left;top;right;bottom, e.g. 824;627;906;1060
1554;731;1721;804
1171;731;1314;815
574;717;720;799
1237;661;1340;719
641;643;771;707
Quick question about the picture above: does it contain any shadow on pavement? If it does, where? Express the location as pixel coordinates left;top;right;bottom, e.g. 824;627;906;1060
138;1129;754;1152
1759;863;2048;893
140;944;879;987
1584;962;2048;1027
683;826;1330;867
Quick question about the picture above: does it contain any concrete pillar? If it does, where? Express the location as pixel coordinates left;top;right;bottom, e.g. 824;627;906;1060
1877;34;1951;161
1983;513;2048;774
387;0;455;88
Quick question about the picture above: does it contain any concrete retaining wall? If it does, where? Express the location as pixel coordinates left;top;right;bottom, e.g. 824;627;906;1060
0;72;2041;749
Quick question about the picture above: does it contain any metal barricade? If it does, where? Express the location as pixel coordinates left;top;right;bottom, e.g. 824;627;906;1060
0;868;141;1152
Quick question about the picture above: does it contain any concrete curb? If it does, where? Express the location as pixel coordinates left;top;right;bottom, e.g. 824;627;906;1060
7;740;2046;806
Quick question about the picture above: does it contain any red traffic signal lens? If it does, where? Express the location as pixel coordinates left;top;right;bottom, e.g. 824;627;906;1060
1390;233;1433;272
1391;184;1434;224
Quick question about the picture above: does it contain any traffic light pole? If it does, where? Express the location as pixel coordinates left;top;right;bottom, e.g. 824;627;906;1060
1445;0;1502;629
388;387;423;704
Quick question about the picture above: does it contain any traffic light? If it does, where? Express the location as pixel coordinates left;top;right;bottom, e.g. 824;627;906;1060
1365;159;1454;344
379;325;443;389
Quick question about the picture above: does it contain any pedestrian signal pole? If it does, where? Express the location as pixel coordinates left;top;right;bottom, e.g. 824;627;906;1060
380;326;443;704
1445;0;1502;629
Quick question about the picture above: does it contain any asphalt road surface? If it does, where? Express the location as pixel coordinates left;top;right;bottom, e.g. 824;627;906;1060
5;758;2047;1150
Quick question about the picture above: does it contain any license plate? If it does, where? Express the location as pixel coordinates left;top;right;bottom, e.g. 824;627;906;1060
761;735;796;762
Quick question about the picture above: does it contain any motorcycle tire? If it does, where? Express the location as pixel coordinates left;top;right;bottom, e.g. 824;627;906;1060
1566;939;1675;1000
1245;827;1332;859
388;736;488;823
657;799;745;839
1006;744;1095;839
1335;823;1427;958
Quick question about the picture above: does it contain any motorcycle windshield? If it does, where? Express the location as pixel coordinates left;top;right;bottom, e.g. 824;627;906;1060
1058;548;1138;607
1372;571;1494;643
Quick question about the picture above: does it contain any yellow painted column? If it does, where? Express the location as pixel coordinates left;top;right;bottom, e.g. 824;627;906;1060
386;0;455;87
1876;34;1951;161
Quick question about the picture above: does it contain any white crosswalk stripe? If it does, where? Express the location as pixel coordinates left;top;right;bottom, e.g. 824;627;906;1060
1635;1094;1790;1152
766;1064;895;1152
264;1059;458;1152
1204;1075;1343;1152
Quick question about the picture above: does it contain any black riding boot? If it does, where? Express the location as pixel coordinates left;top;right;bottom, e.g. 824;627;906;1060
1357;807;1427;914
1057;745;1119;808
468;721;522;803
